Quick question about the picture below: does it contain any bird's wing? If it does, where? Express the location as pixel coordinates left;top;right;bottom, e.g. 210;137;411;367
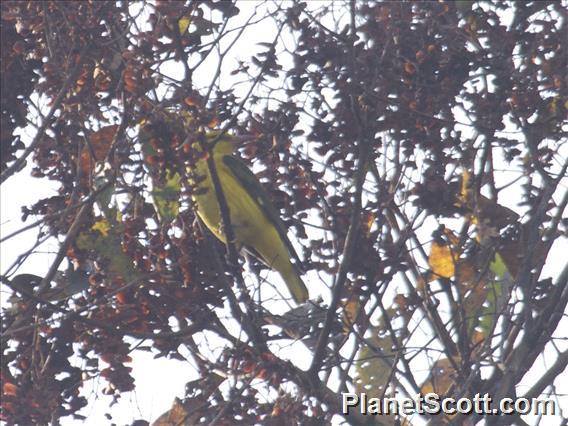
222;155;304;271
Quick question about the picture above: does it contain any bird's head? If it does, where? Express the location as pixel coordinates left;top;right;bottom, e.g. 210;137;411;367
199;131;257;157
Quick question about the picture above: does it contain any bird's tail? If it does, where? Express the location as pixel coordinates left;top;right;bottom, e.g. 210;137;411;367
244;245;309;304
282;263;309;304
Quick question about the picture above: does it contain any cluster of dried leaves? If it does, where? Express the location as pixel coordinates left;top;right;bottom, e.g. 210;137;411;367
1;1;566;425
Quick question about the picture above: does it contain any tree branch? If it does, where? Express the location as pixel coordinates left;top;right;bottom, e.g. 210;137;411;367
1;44;89;184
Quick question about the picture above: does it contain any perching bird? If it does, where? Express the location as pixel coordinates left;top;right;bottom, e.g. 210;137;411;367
190;131;308;304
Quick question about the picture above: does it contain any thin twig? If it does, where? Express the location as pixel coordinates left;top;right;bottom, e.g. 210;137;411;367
1;44;89;184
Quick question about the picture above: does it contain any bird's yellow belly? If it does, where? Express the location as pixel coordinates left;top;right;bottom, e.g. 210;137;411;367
189;153;307;303
192;164;272;251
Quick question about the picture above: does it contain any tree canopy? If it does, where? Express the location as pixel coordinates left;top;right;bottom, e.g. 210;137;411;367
1;1;567;425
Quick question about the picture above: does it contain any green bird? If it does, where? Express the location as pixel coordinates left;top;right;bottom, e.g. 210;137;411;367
190;132;308;304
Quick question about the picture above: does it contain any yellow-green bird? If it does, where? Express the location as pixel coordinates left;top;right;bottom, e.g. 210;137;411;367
190;132;309;304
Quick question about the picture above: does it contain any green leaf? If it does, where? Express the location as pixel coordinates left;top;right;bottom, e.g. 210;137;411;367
474;254;513;339
354;307;398;398
152;171;181;222
77;218;139;282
